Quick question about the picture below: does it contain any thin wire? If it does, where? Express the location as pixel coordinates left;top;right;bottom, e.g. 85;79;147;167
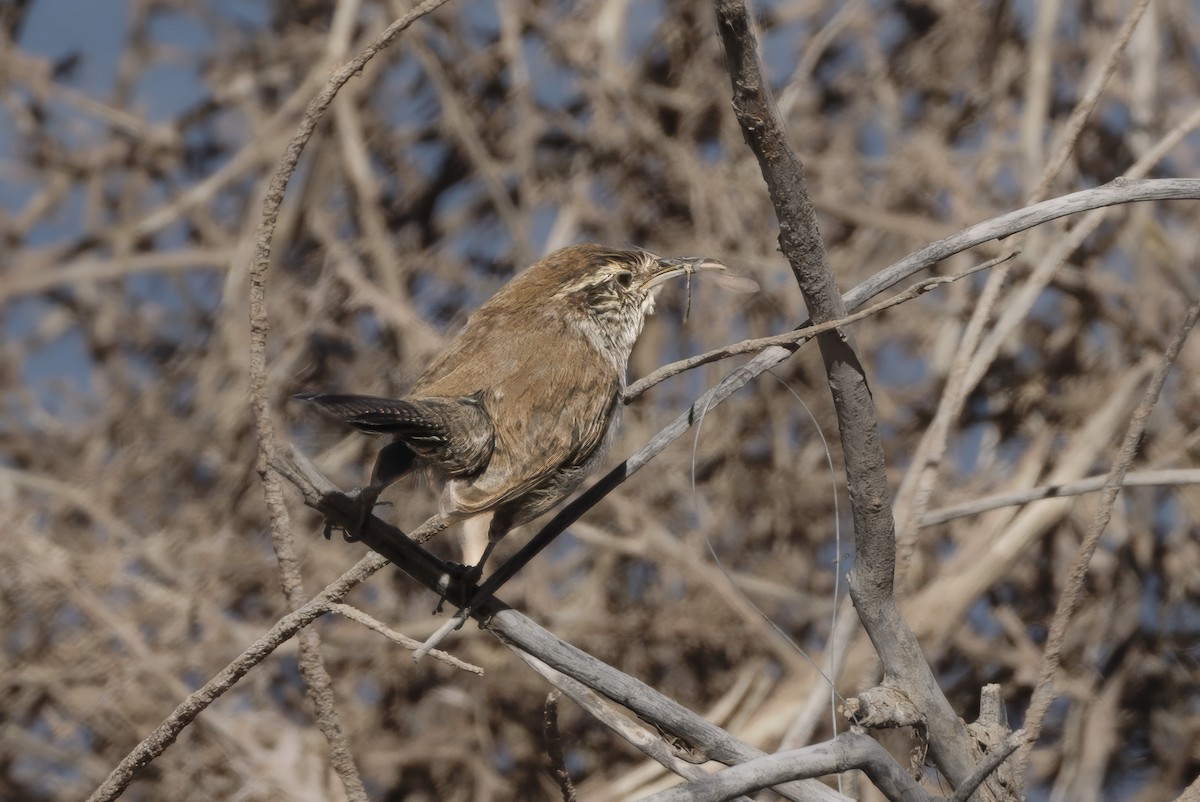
765;369;845;747
687;372;846;717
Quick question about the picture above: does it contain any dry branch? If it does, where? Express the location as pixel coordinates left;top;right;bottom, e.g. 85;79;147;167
641;732;933;802
5;2;1199;799
714;0;1000;794
275;446;849;802
1016;296;1200;782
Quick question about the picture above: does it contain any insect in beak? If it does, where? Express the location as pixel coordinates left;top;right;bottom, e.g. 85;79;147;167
648;256;759;321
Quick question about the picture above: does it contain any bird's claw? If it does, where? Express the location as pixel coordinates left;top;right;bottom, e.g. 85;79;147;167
442;561;478;581
322;488;390;542
320;521;363;542
433;561;482;614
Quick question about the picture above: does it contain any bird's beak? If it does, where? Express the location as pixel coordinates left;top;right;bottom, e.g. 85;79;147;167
644;256;727;290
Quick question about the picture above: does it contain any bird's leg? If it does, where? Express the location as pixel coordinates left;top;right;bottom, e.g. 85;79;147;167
430;511;513;613
456;511;514;597
429;515;471;614
459;538;500;589
325;440;415;541
323;483;383;542
456;515;491;573
427;513;517;635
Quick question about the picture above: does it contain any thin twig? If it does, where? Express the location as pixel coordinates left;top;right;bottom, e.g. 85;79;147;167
328;604;484;674
242;3;453;800
86;555;388;802
1015;296;1200;787
1030;0;1155;202
626;254;1014;400
542;692;577;802
919;469;1200;527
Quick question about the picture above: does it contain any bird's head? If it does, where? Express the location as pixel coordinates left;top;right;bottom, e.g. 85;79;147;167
482;243;730;370
540;243;724;315
552;244;727;360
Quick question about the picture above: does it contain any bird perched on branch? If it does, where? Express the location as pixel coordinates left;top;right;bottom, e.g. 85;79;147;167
298;243;734;581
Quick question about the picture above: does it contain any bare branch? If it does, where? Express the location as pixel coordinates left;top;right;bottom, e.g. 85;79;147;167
641;732;934;802
714;0;993;792
329;603;484;674
243;4;454;799
1016;296;1200;784
516;651;759;801
919;469;1200;527
627;254;1012;400
541;691;577;802
86;556;388;802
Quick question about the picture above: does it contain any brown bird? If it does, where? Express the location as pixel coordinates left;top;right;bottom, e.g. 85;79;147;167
298;243;729;580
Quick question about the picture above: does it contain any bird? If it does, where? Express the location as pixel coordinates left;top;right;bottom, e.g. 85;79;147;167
297;243;729;583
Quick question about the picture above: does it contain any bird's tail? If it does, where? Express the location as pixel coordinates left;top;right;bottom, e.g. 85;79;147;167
294;392;494;476
294;393;442;437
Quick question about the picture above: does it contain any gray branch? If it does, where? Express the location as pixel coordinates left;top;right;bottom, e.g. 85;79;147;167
641;732;935;802
274;446;849;802
714;0;995;793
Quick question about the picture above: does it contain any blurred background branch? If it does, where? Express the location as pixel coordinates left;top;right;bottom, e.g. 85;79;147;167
2;0;1199;800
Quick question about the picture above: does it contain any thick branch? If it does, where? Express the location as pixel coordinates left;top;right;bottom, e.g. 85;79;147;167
516;652;751;801
641;732;934;802
714;0;993;792
275;447;849;802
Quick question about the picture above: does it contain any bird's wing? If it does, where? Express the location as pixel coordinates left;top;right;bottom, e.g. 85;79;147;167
295;392;494;476
392;311;624;515
436;352;623;516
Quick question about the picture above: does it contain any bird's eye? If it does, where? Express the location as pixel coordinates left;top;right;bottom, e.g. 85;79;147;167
614;270;634;289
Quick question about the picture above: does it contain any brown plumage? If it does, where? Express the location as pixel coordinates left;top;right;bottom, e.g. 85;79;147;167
299;243;726;578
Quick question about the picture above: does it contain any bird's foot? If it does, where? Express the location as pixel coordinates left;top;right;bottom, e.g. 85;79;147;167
433;561;482;614
322;488;388;542
445;560;482;583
